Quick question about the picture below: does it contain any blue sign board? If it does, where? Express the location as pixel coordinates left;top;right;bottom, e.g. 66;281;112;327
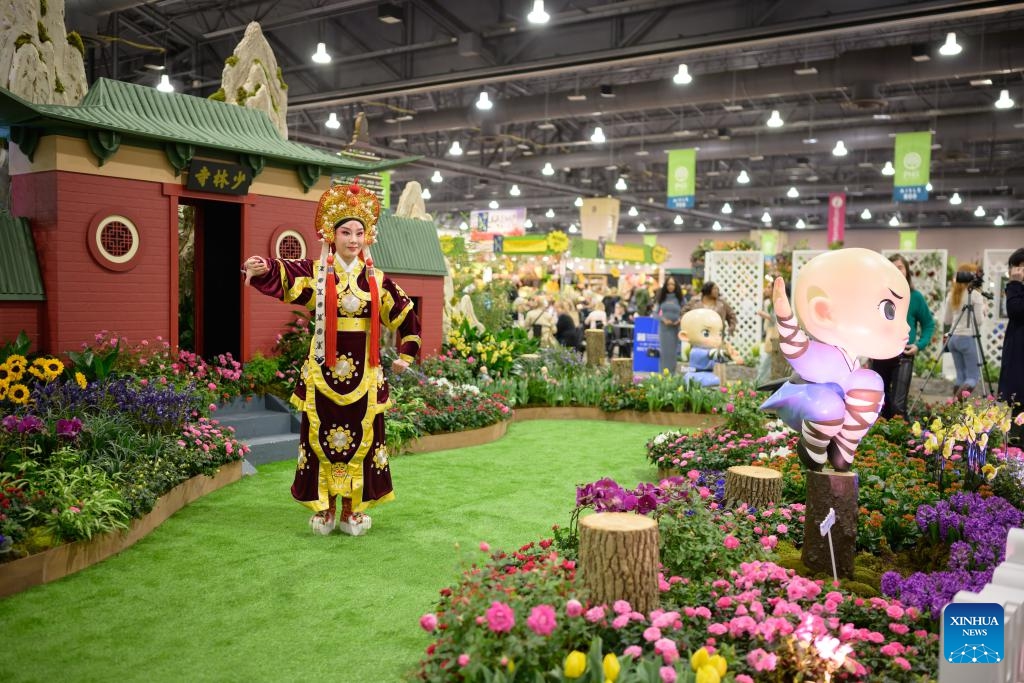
632;316;660;373
666;196;694;209
894;186;929;202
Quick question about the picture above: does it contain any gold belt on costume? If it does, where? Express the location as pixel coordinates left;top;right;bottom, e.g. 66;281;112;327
336;317;370;331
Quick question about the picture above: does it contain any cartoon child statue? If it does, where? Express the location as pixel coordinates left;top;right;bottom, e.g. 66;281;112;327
678;308;740;387
761;248;911;472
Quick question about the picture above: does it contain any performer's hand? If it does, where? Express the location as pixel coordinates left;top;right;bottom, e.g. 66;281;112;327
391;358;410;374
903;344;918;355
243;256;268;280
772;277;792;320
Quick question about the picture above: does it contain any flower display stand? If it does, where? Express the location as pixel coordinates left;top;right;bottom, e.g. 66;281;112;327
724;465;782;509
0;460;243;598
404;420;510;454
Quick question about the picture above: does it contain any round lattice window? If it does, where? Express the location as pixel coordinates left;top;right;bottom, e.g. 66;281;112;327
89;214;141;271
274;229;307;260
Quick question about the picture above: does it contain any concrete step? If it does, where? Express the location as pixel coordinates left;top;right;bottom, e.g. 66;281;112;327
218;410;294;440
244;433;301;467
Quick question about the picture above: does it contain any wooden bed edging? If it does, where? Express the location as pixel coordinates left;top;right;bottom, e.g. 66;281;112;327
513;406;725;429
0;460;243;599
404;420;510;453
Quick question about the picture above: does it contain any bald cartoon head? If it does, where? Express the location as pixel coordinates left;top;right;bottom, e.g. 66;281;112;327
679;308;724;350
795;248;911;359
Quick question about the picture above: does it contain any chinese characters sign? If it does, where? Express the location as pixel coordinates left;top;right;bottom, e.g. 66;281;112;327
185;160;254;195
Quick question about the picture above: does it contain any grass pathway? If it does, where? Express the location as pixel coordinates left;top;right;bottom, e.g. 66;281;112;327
0;420;669;683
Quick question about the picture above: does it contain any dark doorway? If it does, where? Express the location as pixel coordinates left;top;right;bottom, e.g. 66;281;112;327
186;199;242;360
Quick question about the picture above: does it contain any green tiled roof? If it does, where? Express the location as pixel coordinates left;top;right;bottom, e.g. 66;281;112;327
372;213;448;277
0;210;44;301
0;78;414;175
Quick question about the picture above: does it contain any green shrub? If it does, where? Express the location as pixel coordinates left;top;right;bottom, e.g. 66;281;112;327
66;31;85;57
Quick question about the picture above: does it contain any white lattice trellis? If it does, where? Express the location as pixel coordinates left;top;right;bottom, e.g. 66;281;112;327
791;250;826;292
706;251;764;358
981;249;1013;366
882;249;947;355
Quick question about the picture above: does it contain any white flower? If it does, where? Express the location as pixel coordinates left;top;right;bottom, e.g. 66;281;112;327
653;434;667;446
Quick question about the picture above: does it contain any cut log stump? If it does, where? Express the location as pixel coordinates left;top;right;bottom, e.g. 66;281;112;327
579;512;660;614
724;465;782;510
801;470;859;579
585;329;606;367
611;358;632;386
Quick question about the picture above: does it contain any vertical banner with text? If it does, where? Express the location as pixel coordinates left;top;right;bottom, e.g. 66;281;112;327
899;230;918;250
827;193;846;244
666;149;696;209
893;132;932;202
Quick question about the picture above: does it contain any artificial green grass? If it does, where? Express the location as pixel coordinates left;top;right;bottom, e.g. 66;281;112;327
0;420;668;683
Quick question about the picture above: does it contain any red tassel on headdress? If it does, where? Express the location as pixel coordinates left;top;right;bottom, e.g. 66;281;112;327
362;251;381;368
324;246;337;366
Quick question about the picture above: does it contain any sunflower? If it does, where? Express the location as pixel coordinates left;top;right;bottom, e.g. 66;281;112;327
43;357;64;381
0;383;7;400
75;371;88;389
28;362;47;380
6;383;30;405
0;366;9;383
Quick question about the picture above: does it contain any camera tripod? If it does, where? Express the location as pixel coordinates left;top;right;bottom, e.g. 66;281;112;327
910;287;992;412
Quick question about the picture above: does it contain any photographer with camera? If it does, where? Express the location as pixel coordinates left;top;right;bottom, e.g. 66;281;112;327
942;263;990;399
998;248;1024;443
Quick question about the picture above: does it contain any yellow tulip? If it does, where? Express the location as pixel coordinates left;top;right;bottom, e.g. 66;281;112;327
930;418;942;432
602;653;621;682
911;422;922;437
708;654;727;676
690;647;710;671
507;659;516;673
695;665;721;683
564;651;587;679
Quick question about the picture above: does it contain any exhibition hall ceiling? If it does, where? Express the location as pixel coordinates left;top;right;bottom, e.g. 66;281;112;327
72;0;1024;233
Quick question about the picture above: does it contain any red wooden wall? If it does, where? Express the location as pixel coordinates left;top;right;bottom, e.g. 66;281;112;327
5;172;443;362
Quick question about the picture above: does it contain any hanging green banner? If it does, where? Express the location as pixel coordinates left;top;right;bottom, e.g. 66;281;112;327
642;235;658;247
666;149;696;209
380;171;391;209
893;132;931;202
899;230;918;250
760;229;780;255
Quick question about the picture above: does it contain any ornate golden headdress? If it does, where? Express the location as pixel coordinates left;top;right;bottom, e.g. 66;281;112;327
313;182;381;245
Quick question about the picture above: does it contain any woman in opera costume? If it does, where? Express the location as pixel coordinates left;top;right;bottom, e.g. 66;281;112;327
243;182;420;536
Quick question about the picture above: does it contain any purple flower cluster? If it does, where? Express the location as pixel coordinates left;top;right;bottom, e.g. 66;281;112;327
2;414;44;434
883;492;1023;617
575;477;690;515
31;377;200;433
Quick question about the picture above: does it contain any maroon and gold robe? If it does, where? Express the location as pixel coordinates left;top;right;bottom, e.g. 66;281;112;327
251;257;421;513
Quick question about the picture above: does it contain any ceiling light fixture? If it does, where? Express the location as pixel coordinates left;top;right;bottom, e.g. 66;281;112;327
541;162;555;176
636;223;647;233
537;121;556;131
421;188;432;200
673;215;683;225
628;206;639;217
590;126;606;143
794;65;818;76
324;112;340;129
721;202;733;214
761;211;772;224
796;218;807;229
766;110;784;128
574;196;583;207
448;141;463;156
458;220;468;231
569;224;578;233
527;0;550;24
489;200;500;210
786;186;799;198
431;170;443;183
861;208;872;220
881;161;896;176
545;208;555;218
509;184;521;197
475;91;493;110
926;182;933;191
615;177;627;191
802;136;818;144
995;89;1015;110
950;192;962;205
311;42;331;64
994;214;1005;226
736;170;750;184
938;31;962;56
889;215;900;227
974;205;986;217
673;64;693;85
156;74;174;93
524;218;534;228
712;220;722;231
832;140;848;156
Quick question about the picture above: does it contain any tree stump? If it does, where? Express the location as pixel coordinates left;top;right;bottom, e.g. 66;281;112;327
611;358;633;386
724;466;782;509
585;328;606;367
713;363;728;385
801;470;859;579
579;512;660;614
